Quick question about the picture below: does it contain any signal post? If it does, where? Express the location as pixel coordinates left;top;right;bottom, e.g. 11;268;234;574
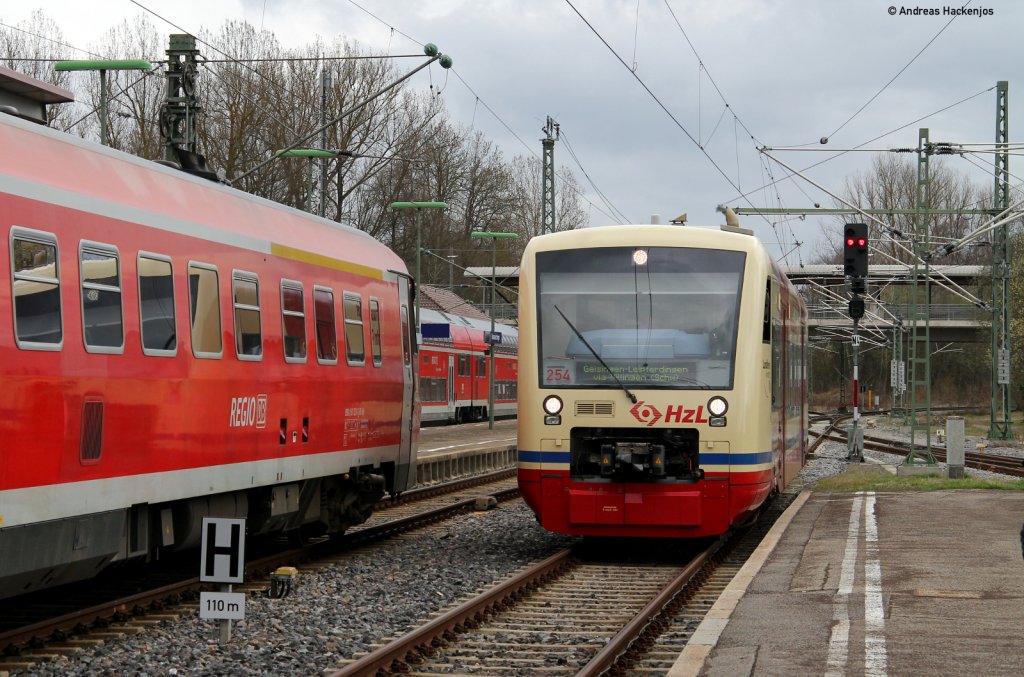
844;223;868;462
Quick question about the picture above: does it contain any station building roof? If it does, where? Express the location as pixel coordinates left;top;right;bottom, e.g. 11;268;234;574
0;66;74;124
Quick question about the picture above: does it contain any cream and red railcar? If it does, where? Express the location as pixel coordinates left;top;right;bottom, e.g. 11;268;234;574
419;308;518;423
0;112;418;599
517;224;807;538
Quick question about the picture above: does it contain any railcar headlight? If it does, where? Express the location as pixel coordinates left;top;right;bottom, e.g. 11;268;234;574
543;395;563;416
707;396;728;417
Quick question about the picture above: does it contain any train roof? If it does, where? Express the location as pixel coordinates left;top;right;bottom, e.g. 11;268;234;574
420;307;518;337
524;223;768;255
420;284;491;321
0;112;405;279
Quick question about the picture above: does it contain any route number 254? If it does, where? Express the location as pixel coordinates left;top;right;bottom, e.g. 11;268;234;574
545;367;571;383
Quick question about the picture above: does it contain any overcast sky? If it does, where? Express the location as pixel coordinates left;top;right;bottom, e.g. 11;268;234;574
3;0;1021;263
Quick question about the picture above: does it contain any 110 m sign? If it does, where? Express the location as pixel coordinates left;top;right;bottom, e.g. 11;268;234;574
199;592;246;620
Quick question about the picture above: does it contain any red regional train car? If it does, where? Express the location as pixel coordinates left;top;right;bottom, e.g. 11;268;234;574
418;308;517;423
518;223;807;538
0;111;418;599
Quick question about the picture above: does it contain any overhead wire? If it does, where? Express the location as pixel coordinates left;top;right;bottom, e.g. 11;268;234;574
445;69;622;221
558;128;631;223
703;1;988;275
723;85;996;209
822;3;968;142
659;0;764;149
62;68;162;132
564;0;743;196
130;0;294;98
128;0;461;187
0;19;105;59
762;149;996;309
565;0;826;267
339;0;626;224
659;1;814;265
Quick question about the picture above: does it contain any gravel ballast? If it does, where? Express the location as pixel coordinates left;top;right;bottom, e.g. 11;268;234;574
14;503;574;677
11;423;1021;676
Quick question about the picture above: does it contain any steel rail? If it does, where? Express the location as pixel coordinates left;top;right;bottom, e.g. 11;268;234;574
1;476;520;658
575;539;724;676
818;432;1024;478
327;548;576;677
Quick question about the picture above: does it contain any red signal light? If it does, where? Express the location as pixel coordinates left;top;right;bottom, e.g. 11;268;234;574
843;223;868;278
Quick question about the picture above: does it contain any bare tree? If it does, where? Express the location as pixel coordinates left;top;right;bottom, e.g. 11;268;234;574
819;154;989;268
197;21;290;196
809;153;1002;405
2;14;593;298
90;16;165;158
506;155;587;239
1;10;76;129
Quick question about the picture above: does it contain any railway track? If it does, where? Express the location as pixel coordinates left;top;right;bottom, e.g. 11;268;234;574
815;430;1024;478
0;469;519;666
328;489;803;677
328;547;715;676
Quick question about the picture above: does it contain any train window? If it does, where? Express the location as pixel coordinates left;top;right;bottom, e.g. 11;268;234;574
80;242;124;353
139;253;176;355
10;227;62;350
281;280;307;362
535;246;744;390
188;262;223;358
313;286;338;364
771;282;781;408
232;271;262;360
369;297;382;367
343;292;365;365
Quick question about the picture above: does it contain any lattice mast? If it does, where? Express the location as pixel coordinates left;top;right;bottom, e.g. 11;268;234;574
989;80;1012;440
541;116;559;234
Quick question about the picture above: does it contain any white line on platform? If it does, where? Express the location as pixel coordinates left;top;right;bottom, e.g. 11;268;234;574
666;490;812;677
864;492;889;676
826;492;864;677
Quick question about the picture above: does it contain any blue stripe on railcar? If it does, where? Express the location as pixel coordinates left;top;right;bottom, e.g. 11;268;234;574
519;450;570;464
698;451;774;466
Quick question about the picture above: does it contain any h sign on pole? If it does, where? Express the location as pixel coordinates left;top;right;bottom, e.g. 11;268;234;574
200;517;246;583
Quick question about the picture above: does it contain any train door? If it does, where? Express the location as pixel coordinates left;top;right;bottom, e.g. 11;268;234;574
447;355;456;421
396;276;415;490
769;278;785;488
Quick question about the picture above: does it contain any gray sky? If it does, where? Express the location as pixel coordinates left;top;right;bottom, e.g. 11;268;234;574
3;1;1021;263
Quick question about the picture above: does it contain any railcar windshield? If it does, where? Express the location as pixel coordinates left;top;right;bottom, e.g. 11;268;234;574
536;246;744;390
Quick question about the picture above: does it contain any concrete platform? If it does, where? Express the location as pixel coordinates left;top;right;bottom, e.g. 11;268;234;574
670;475;1024;676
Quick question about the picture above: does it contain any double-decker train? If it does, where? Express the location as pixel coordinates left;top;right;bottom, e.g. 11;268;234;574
517;223;807;538
419;308;518;423
0;110;418;599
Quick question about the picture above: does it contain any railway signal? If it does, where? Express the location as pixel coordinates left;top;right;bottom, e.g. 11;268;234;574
848;295;865;320
843;223;868;462
843;222;869;278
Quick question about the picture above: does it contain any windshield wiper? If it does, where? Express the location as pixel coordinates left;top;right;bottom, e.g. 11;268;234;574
554;304;637;404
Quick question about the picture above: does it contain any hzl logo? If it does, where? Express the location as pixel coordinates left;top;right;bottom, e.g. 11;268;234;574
630;401;663;426
630;401;709;427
